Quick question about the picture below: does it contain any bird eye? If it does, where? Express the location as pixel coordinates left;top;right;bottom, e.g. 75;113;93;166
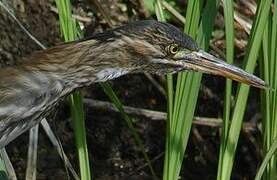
166;44;179;55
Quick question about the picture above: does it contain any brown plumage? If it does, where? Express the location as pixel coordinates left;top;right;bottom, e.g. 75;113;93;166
0;20;267;148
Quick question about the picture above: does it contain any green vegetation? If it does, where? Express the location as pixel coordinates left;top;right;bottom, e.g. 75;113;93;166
218;1;271;179
55;1;91;179
154;0;219;179
258;0;277;179
146;0;277;179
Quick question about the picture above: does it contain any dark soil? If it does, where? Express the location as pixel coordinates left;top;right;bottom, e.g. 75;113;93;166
0;0;262;179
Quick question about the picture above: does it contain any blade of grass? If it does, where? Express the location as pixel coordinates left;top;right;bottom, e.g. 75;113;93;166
220;0;272;179
167;0;203;178
100;83;157;179
69;92;91;179
153;1;172;179
55;1;91;179
153;0;219;179
259;0;277;179
255;137;277;180
168;2;219;179
217;0;234;179
260;6;272;180
260;19;271;179
269;0;277;161
268;0;277;175
161;1;186;24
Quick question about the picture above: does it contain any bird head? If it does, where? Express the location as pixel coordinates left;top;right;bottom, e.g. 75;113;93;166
89;20;266;89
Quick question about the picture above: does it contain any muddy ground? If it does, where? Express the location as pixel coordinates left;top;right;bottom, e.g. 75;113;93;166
0;0;262;179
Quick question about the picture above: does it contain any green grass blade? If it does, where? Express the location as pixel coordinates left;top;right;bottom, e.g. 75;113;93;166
271;0;277;136
69;92;91;180
55;1;91;179
260;20;271;179
168;0;202;178
152;0;219;179
168;2;219;179
222;0;234;144
259;0;277;179
217;0;234;179
260;7;272;180
220;0;272;179
153;1;172;179
100;83;157;179
255;137;277;180
270;0;277;154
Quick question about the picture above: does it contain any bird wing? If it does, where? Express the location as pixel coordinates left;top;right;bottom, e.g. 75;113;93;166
0;67;61;147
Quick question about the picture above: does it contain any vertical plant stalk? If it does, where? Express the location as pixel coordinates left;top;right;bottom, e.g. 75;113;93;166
168;1;203;178
269;0;277;178
154;0;219;179
260;0;277;179
255;138;277;180
55;1;91;179
217;0;234;179
261;19;271;179
220;0;272;179
154;1;172;179
100;83;157;179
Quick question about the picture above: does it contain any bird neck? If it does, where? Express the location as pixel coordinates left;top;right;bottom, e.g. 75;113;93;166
21;39;134;91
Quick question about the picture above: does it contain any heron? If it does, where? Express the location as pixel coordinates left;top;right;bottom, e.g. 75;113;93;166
0;20;267;148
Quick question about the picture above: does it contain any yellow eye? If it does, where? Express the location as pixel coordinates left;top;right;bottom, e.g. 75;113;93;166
166;44;179;55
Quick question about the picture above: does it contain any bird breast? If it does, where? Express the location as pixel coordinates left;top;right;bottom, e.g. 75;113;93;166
93;68;130;82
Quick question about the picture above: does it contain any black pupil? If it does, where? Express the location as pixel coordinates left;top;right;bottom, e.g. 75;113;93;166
171;46;178;53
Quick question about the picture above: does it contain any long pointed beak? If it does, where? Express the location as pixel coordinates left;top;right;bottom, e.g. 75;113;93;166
178;50;268;89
